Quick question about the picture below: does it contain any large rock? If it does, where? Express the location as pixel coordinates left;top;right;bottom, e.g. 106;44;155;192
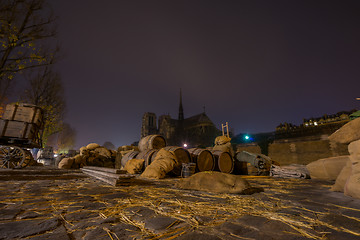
348;139;360;174
328;117;360;144
306;156;349;180
344;173;360;199
176;171;263;194
330;160;352;192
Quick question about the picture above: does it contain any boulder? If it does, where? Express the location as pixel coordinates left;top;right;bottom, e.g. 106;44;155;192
344;173;360;199
330;160;352;192
328;117;360;144
176;171;263;194
306;156;349;180
58;158;74;169
348;139;360;174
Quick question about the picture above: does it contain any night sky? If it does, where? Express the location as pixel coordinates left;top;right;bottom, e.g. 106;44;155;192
52;1;360;149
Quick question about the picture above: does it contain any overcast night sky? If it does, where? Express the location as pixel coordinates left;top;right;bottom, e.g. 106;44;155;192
51;1;360;149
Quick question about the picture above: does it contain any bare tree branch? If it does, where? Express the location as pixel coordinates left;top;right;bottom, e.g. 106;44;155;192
0;0;57;104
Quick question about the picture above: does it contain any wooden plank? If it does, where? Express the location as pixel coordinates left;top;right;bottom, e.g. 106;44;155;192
81;170;119;186
3;104;43;126
0;169;82;175
82;166;127;174
81;168;134;179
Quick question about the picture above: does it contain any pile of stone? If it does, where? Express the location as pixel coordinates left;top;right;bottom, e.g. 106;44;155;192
306;117;360;199
58;143;117;169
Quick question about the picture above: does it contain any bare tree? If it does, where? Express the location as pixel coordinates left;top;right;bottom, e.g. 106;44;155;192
22;64;66;146
0;0;57;104
56;123;76;152
46;122;76;152
103;141;116;150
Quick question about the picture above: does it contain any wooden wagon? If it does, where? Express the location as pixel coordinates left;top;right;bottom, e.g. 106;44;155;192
0;103;44;168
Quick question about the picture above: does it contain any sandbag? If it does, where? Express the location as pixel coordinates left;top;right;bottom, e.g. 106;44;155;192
328;117;360;144
80;147;89;157
344;173;360;199
214;136;231;145
212;142;235;156
330;160;352;192
74;154;85;165
140;149;177;179
103;160;114;168
58;158;74;169
86;143;100;150
94;147;111;158
125;159;145;174
306;156;349;180
176;171;263;194
86;157;104;167
348;140;360;174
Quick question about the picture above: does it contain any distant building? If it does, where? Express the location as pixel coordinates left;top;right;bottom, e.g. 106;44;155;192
275;109;357;139
141;91;221;147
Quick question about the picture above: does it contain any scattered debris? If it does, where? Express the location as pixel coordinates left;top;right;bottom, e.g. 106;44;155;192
270;164;309;179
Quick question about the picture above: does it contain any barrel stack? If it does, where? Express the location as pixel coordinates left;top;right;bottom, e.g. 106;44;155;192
121;134;238;177
188;148;215;172
211;150;234;174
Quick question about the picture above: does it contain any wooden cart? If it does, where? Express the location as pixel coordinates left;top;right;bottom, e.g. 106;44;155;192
0;103;44;169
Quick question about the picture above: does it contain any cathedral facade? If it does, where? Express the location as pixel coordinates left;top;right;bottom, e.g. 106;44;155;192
141;92;221;148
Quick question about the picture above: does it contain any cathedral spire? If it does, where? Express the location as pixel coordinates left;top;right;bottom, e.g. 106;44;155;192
178;88;184;121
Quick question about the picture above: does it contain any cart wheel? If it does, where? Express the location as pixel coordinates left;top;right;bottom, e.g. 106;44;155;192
22;150;34;168
0;146;26;169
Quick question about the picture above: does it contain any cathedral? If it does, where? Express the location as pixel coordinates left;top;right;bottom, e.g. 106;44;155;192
141;91;221;148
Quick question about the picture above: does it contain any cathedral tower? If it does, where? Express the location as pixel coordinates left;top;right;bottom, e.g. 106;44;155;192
141;112;157;138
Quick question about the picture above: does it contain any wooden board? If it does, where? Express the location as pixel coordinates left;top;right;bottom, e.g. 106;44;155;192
81;167;133;179
81;168;136;186
82;166;127;174
2;103;43;126
81;169;119;186
0;120;39;139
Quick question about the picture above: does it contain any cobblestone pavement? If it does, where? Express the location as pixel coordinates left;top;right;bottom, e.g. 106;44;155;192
0;168;360;240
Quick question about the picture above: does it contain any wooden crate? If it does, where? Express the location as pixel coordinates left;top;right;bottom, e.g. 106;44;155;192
0;119;39;139
2;103;43;126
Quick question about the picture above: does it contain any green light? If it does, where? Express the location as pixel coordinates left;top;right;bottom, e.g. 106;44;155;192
244;135;250;140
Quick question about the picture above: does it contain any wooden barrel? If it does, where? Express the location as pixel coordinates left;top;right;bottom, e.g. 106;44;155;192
138;135;166;152
188;148;215;172
211;150;234;173
233;160;248;175
121;151;139;167
163;146;191;176
136;149;158;167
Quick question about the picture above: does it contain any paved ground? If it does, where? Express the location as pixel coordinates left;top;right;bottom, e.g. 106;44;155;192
0;167;360;240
